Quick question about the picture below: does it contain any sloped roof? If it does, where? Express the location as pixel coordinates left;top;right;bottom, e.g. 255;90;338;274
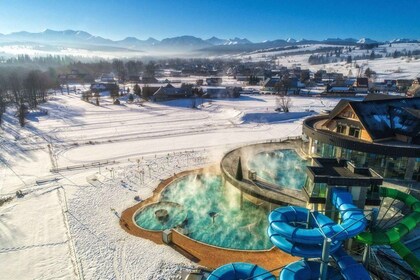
153;87;191;97
363;93;405;101
390;107;420;138
328;99;351;120
345;97;420;140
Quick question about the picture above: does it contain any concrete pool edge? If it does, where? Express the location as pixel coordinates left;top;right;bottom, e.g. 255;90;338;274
127;166;274;251
120;166;299;272
220;138;308;207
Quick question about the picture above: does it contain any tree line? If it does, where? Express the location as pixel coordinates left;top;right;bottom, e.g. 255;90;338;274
0;68;59;127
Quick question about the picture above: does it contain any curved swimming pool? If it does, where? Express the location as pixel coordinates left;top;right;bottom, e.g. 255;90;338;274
134;174;273;250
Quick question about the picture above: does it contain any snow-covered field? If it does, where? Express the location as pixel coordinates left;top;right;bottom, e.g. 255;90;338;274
235;43;420;80
0;92;342;279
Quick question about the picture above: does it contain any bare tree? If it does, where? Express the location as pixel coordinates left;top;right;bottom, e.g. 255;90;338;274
0;74;6;127
275;96;292;113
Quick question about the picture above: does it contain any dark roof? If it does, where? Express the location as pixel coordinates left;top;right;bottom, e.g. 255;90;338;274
306;158;383;186
164;83;175;88
263;77;280;88
327;96;420;141
350;97;420;140
389;106;420;138
328;99;350;120
363;93;405;101
356;77;369;87
153;87;192;97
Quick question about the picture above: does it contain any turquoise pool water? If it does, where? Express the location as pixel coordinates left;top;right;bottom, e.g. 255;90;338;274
248;149;307;190
135;202;188;231
134;174;272;250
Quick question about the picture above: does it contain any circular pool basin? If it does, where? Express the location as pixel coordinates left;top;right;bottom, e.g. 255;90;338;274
135;202;188;231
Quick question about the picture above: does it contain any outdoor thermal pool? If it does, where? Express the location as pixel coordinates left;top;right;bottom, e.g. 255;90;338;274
134;174;273;250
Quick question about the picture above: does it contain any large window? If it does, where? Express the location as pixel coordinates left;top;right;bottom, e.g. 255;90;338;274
348;127;360;138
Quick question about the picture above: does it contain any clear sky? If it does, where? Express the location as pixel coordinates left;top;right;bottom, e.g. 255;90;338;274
0;0;419;42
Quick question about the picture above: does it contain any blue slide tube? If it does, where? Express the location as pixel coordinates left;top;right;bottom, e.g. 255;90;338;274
279;260;343;280
209;188;370;280
207;262;276;280
269;188;370;280
332;246;371;280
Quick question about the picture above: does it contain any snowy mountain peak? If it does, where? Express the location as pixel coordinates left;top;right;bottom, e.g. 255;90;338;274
225;37;252;45
286;38;296;43
390;38;419;43
357;38;378;44
206;36;227;45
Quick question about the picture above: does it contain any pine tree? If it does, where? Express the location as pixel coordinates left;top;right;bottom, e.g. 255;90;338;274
236;157;243;181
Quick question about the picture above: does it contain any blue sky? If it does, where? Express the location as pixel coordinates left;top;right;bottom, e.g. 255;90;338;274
0;0;419;41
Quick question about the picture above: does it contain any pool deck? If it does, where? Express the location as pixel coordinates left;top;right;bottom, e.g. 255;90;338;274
120;167;299;275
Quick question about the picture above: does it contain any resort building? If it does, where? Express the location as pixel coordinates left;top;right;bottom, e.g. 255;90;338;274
303;95;420;181
303;157;383;210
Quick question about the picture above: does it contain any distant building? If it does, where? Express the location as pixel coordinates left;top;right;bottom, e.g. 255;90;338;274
303;95;420;180
90;82;119;93
326;86;355;95
407;78;420;97
262;77;280;92
151;86;193;102
99;73;117;83
58;69;92;84
204;87;241;98
353;78;369;94
396;79;414;91
141;76;159;84
206;77;223;86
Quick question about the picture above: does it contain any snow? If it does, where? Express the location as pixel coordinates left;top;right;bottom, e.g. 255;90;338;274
233;43;420;81
0;91;342;279
0;188;75;280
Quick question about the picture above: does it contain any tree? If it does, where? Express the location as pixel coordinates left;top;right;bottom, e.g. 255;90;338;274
236;157;243;181
364;67;375;78
24;70;50;108
145;61;156;77
133;83;141;97
369;51;376;60
7;72;27;127
275;75;291;95
0;74;6;127
346;55;352;64
141;85;154;100
300;70;310;83
110;85;120;102
125;60;138;76
112;59;127;82
276;96;292;113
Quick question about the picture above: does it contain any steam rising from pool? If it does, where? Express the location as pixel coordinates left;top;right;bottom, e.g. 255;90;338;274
247;149;307;189
135;174;272;250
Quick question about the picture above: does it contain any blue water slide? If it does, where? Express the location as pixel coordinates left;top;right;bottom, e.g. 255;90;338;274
279;260;342;280
267;223;342;258
268;188;370;280
332;246;371;280
207;262;276;280
208;188;370;280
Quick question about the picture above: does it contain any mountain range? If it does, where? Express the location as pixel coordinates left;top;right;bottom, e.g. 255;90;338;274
0;29;418;56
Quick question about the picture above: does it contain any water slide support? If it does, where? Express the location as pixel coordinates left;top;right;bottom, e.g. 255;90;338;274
320;238;332;280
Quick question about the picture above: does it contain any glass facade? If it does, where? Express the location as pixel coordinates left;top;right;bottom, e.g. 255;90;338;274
307;138;420;181
303;177;327;200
